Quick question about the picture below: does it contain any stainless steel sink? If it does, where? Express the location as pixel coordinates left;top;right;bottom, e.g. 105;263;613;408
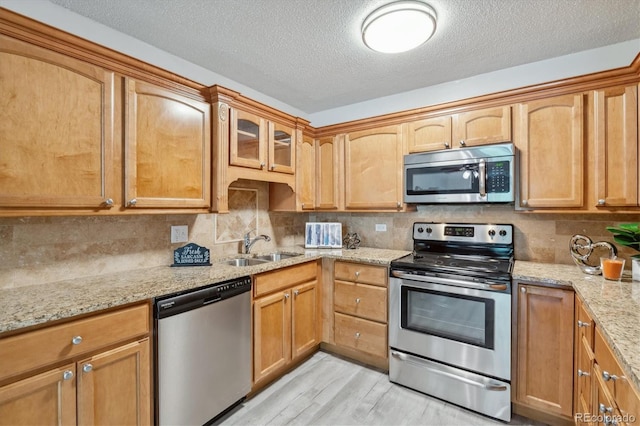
224;258;270;267
253;252;302;262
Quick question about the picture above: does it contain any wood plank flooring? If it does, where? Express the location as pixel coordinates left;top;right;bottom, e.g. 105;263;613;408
217;351;546;426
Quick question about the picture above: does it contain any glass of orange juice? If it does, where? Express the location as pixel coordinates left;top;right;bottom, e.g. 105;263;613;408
600;257;625;281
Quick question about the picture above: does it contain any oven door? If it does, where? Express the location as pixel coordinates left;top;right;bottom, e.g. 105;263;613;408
389;273;510;380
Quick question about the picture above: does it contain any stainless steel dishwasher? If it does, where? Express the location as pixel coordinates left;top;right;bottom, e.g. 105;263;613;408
154;276;252;426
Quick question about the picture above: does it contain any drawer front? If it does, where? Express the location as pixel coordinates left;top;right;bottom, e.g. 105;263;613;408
334;280;387;323
334;312;387;359
0;303;149;383
334;261;387;287
254;260;317;298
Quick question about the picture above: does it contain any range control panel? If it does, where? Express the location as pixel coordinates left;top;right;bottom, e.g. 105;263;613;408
413;222;513;244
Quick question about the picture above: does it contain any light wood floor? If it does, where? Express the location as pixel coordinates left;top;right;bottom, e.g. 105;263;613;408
217;351;546;426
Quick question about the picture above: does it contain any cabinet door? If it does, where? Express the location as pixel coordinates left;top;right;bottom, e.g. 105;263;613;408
594;85;638;208
593;364;619;426
516;284;574;417
297;134;316;210
316;136;342;210
269;121;295;174
125;79;211;209
253;291;291;383
407;116;452;152
344;125;404;210
575;335;595;423
516;94;584;208
77;339;151;426
452;106;511;148
0;35;115;209
230;108;266;169
291;281;319;360
0;364;76;425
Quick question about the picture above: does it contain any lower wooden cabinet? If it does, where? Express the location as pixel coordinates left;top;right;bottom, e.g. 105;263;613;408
252;260;320;388
513;281;575;423
0;303;152;425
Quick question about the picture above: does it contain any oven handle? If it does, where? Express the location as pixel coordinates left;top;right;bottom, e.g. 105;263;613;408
390;270;508;291
479;158;486;197
390;351;508;391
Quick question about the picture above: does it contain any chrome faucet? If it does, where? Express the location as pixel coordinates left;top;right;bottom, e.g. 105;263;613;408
243;230;271;254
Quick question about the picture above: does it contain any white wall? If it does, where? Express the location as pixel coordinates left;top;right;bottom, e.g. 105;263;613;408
2;0;639;128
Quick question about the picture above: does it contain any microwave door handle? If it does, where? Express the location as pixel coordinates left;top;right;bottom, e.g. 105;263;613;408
479;159;487;197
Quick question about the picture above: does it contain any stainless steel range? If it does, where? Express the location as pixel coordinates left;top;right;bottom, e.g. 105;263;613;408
389;222;514;422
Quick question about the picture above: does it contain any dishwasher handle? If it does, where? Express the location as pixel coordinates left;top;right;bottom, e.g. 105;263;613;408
155;276;251;319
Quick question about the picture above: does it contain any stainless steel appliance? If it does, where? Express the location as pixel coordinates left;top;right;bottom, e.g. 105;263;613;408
389;222;514;422
403;142;515;204
154;276;252;426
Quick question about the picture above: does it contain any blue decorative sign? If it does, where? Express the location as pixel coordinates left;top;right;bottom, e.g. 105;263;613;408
172;243;211;267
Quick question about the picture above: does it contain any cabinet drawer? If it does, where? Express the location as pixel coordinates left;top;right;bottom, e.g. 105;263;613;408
334;312;387;359
254;261;317;298
334;280;387;323
334;261;387;287
0;303;149;383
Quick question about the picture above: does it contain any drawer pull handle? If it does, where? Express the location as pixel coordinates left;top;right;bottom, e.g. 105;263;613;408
355;332;360;339
63;370;74;381
355;298;361;304
284;293;290;299
72;336;83;345
602;371;618;381
577;320;591;328
577;369;590;377
83;364;93;373
355;271;360;278
293;290;299;296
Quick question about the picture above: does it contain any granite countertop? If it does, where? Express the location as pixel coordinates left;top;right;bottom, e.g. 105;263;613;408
514;260;640;393
0;246;410;334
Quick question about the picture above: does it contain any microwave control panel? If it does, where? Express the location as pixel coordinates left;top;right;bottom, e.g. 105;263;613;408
486;161;510;193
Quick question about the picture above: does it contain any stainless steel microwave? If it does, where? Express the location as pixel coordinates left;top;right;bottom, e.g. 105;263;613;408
404;143;515;204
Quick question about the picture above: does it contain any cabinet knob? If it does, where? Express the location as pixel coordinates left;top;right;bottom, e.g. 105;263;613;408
521;199;528;206
459;140;466;146
301;203;305;208
293;289;299;296
83;364;93;373
270;165;275;170
103;198;114;207
577;320;591;328
128;198;137;207
577;369;590;377
72;336;83;345
397;202;402;208
355;332;360;339
63;370;74;381
355;298;361;304
284;293;290;299
602;371;618;381
444;142;450;149
598;199;606;206
599;403;613;414
260;162;266;169
520;287;526;293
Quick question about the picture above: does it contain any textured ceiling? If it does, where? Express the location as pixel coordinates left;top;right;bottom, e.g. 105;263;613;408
48;0;640;114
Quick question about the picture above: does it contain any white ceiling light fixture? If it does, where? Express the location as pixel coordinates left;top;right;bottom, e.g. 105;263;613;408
362;1;437;54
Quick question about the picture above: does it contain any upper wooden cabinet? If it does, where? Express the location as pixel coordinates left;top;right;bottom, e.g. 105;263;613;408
515;93;585;209
344;125;406;210
125;79;211;209
0;34;116;211
296;134;316;210
408;106;511;153
592;84;638;209
316;135;342;210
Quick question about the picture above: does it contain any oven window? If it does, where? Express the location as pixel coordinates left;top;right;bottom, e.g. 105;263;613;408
400;286;495;349
406;164;479;195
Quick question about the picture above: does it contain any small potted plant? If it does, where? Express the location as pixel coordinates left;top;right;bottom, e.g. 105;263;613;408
606;223;640;281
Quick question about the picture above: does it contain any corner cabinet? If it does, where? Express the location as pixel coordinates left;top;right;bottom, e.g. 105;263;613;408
407;106;511;153
0;303;152;425
125;79;211;209
344;125;406;211
515;93;585;209
513;281;574;424
252;260;320;389
0;34;116;211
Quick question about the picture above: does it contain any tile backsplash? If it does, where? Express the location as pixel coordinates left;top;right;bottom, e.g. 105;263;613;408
1;186;636;290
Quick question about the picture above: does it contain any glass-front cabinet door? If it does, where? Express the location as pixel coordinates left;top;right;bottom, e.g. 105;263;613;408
269;121;295;174
230;108;266;169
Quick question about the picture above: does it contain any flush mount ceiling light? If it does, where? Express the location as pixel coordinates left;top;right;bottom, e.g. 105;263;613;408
362;1;437;54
